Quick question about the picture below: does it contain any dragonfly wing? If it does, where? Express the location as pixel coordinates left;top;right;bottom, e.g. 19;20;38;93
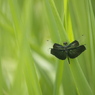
51;49;66;60
53;43;64;50
67;40;79;49
68;45;86;58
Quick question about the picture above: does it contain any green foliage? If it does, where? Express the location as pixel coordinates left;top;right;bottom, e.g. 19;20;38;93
0;0;95;95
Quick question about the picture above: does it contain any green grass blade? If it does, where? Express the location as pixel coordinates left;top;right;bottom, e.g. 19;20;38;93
53;60;64;95
46;0;69;42
87;0;95;94
70;59;93;95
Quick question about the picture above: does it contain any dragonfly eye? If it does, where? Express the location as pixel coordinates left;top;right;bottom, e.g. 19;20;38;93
63;42;68;46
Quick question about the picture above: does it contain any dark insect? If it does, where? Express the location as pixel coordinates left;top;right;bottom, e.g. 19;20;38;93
51;40;86;64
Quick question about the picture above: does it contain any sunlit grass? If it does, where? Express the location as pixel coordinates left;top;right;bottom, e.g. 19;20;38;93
0;0;95;95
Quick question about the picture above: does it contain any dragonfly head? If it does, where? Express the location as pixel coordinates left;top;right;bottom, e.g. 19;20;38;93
63;42;68;46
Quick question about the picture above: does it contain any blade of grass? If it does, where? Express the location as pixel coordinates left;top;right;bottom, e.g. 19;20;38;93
21;0;42;94
70;59;93;95
44;0;61;43
0;32;3;95
34;60;53;95
87;0;95;94
53;60;64;95
8;0;42;95
62;62;77;95
67;0;93;94
46;0;69;42
64;0;74;41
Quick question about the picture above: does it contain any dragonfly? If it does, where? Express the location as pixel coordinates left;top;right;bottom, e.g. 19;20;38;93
50;40;86;64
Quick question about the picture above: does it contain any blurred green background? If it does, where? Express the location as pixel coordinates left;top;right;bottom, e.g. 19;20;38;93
0;0;95;95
